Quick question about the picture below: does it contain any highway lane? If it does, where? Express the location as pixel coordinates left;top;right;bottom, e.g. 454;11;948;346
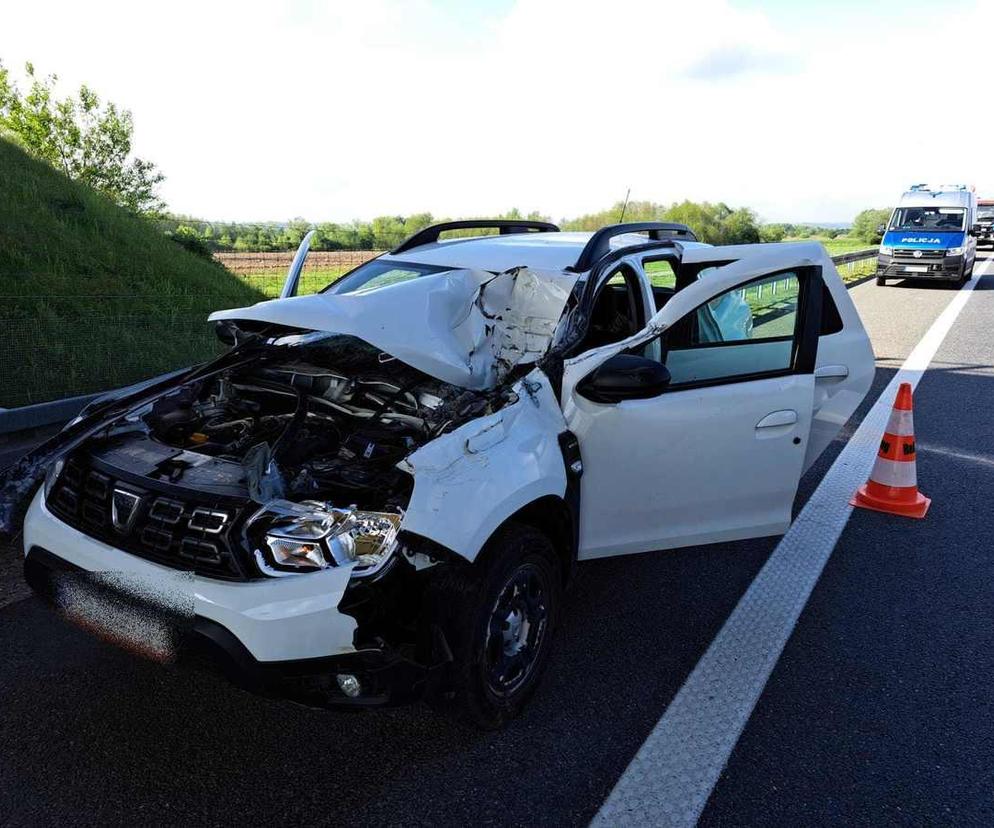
0;258;990;826
702;254;994;826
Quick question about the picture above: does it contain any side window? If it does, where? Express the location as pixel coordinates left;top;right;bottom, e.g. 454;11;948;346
643;259;676;288
662;270;806;387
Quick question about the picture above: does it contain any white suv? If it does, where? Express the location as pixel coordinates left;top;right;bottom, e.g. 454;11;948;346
2;220;874;728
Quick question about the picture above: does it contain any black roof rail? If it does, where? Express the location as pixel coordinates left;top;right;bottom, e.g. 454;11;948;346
570;222;697;272
390;219;560;254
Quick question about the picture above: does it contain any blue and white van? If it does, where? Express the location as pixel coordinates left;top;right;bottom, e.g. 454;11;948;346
876;184;978;286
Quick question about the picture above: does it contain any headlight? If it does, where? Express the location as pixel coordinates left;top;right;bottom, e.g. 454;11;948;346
250;500;401;578
43;458;65;500
879;245;893;256
946;246;965;256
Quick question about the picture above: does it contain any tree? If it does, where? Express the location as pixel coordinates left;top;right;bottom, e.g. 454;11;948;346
851;208;892;244
760;223;787;243
0;60;165;213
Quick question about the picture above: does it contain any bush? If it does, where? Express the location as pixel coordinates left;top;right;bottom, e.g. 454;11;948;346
169;225;213;259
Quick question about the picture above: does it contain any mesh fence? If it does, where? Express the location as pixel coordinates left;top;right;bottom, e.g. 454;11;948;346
0;250;878;412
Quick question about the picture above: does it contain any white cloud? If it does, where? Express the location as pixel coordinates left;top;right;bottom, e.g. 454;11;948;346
2;0;992;223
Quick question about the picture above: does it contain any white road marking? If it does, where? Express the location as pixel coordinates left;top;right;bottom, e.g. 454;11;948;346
592;260;989;827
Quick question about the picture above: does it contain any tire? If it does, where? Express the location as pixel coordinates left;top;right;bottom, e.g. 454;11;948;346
876;276;887;286
425;523;562;729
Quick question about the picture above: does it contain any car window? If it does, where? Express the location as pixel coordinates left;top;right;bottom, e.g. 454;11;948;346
662;270;803;387
325;259;450;294
643;259;676;288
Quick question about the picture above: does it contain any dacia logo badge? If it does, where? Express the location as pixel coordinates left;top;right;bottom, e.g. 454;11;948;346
111;488;142;532
912;250;923;258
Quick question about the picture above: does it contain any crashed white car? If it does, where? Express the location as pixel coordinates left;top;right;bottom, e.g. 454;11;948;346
1;220;874;727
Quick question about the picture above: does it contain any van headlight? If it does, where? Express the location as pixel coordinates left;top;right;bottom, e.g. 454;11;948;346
249;500;401;578
946;246;965;256
878;245;893;256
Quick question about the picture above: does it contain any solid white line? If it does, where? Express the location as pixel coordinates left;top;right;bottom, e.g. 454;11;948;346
592;260;989;827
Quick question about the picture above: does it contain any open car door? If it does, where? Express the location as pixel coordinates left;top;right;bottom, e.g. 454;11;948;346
562;245;834;560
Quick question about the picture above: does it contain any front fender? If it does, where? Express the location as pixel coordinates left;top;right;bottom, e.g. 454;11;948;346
400;370;568;562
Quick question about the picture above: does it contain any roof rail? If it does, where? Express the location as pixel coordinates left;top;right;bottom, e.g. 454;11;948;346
391;219;560;254
570;222;697;272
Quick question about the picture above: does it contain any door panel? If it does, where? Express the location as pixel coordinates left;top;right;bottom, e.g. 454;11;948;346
564;247;827;560
570;374;814;559
680;242;874;471
804;271;875;469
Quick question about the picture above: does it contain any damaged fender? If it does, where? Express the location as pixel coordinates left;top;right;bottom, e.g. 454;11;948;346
399;369;569;562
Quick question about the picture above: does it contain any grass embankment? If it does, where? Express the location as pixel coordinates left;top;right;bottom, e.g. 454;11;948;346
0;138;264;408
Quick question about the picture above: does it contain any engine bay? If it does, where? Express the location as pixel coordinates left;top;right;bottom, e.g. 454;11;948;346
133;334;516;511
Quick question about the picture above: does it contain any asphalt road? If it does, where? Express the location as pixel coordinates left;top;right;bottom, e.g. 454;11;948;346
1;255;992;826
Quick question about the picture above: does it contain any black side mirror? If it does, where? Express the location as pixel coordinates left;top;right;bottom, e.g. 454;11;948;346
970;224;981;237
876;224;887;236
577;354;671;403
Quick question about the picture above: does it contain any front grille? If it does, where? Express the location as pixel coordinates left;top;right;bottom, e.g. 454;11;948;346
893;248;945;259
48;454;250;580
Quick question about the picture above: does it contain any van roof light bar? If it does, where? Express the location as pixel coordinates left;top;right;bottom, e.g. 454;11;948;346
391;220;560;254
570;222;697;272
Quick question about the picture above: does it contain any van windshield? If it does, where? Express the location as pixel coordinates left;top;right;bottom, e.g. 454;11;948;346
978;206;994;221
889;207;966;232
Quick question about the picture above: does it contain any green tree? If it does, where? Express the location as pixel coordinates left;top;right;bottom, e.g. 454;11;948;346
0;60;165;213
760;223;787;243
851;208;891;244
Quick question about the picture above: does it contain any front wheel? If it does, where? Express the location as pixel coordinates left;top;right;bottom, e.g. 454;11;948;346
876;276;887;286
426;524;562;729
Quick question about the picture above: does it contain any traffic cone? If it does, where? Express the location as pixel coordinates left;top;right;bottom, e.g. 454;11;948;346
850;382;930;518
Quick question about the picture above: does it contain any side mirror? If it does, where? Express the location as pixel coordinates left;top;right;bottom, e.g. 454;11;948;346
970;224;981;237
876;224;887;236
577;354;671;403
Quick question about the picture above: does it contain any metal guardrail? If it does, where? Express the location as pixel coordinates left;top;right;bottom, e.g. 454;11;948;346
831;248;878;265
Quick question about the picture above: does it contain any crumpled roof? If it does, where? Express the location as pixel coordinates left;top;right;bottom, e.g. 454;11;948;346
209;267;579;390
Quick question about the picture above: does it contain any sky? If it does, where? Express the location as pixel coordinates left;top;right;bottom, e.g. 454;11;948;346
2;0;992;224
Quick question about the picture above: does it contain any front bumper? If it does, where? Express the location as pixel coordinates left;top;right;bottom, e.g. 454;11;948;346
876;253;964;280
22;490;431;707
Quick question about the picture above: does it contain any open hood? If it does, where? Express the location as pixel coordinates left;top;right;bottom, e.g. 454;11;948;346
209;267;578;390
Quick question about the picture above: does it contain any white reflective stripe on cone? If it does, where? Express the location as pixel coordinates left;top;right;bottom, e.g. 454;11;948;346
885;408;915;437
870;456;918;487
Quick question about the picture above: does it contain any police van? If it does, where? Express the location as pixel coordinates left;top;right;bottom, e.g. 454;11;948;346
876;184;979;286
977;199;994;248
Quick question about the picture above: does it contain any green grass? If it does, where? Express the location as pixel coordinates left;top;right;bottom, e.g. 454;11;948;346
0;137;265;407
784;235;876;256
235;267;349;298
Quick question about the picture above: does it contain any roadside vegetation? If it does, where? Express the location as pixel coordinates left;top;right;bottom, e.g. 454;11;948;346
0;137;262;408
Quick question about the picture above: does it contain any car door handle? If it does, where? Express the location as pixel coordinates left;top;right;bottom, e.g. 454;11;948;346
756;409;798;429
814;364;849;380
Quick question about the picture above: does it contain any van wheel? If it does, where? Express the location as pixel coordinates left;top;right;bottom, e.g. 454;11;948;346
876;276;886;286
425;524;561;729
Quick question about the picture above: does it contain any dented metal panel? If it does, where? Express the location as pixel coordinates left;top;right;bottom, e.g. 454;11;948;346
399;369;568;561
209;267;578;391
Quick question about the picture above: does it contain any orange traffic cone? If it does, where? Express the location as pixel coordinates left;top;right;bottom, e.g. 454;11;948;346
851;382;930;518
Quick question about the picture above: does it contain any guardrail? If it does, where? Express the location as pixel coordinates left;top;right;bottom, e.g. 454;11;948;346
0;247;881;435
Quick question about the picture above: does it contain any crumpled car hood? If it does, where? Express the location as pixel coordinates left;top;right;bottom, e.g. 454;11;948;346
209;267;578;390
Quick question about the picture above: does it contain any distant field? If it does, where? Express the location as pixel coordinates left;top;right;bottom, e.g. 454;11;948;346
215;250;379;297
784;236;877;255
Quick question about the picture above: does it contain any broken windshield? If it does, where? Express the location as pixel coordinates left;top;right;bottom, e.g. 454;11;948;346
325;259;451;295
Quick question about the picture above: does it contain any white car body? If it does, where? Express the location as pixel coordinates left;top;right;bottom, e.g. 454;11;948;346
11;221;874;715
